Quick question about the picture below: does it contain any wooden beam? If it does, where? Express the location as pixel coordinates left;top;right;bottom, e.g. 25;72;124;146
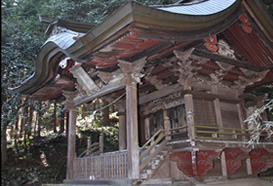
74;77;125;107
139;84;240;107
192;48;272;72
69;65;99;95
139;84;184;105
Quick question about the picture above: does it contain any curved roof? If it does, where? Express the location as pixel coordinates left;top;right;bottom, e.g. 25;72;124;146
158;0;236;15
12;0;273;100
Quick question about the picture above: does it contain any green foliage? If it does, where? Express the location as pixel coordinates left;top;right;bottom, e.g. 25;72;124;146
1;0;178;130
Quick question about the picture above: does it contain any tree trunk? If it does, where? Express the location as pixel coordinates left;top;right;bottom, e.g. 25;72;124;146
81;104;85;119
37;102;42;137
93;101;97;123
102;99;109;126
34;111;37;137
19;108;24;138
59;106;65;134
66;111;69;136
53;102;57;133
27;105;33;139
23;106;29;150
14;112;20;153
1;124;8;166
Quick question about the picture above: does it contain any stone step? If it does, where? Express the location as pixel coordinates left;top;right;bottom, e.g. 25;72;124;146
140;173;148;179
156;154;164;160
140;178;173;185
144;169;152;175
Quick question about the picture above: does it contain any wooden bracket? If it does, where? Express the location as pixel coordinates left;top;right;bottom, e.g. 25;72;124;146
69;65;99;95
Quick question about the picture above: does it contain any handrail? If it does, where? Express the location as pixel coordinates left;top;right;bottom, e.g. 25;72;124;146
194;125;250;141
139;129;167;171
78;142;100;157
140;132;165;160
195;130;249;136
140;129;165;152
169;125;188;131
194;125;249;131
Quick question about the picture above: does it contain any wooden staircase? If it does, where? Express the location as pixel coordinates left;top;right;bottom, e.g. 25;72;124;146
138;129;171;182
140;146;169;180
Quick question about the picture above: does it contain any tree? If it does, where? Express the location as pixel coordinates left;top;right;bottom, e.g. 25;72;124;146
245;99;273;144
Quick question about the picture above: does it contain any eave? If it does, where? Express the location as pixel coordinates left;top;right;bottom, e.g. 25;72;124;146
13;0;273;102
12;0;242;96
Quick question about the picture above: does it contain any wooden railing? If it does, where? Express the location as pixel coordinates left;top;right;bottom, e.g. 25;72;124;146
169;125;188;140
139;129;167;171
78;142;100;157
73;150;128;179
78;134;104;157
194;125;250;141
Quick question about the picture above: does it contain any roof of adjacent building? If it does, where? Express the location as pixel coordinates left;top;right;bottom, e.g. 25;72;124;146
157;0;236;15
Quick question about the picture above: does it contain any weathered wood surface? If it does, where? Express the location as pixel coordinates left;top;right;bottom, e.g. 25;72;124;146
74;77;125;106
73;150;128;179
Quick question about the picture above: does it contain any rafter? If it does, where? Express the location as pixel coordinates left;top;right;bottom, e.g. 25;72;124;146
192;48;271;72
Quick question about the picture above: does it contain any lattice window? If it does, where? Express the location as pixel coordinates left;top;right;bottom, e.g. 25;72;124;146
149;110;163;136
220;102;240;128
168;104;187;129
193;99;216;126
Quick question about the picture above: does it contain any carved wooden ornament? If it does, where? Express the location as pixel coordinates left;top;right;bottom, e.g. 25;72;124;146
224;148;247;176
204;35;218;52
170;151;194;177
196;150;220;177
118;57;146;84
69;65;99;95
170;150;219;177
239;14;252;33
250;148;273;175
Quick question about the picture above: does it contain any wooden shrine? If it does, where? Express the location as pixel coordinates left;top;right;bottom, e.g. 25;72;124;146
14;0;273;185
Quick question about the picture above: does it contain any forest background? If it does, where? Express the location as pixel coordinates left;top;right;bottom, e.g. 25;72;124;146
1;0;273;185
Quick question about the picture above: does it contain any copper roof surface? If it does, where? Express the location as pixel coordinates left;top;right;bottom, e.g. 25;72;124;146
158;0;236;15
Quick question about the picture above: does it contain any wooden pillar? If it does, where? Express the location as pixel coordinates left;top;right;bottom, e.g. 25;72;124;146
66;106;76;179
102;99;110;126
184;94;195;140
118;57;146;180
236;89;247;141
212;86;223;138
126;82;139;179
99;133;104;154
117;101;126;150
163;109;171;141
144;117;150;141
221;150;228;178
63;91;77;180
246;157;252;175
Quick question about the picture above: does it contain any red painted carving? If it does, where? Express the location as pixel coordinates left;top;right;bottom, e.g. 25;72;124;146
224;149;247;176
170;151;194;177
250;149;273;174
239;14;252;33
62;59;75;77
204;35;218;52
196;150;220;177
170;150;219;177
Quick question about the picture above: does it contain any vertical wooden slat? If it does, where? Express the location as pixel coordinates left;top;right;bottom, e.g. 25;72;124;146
73;150;128;180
